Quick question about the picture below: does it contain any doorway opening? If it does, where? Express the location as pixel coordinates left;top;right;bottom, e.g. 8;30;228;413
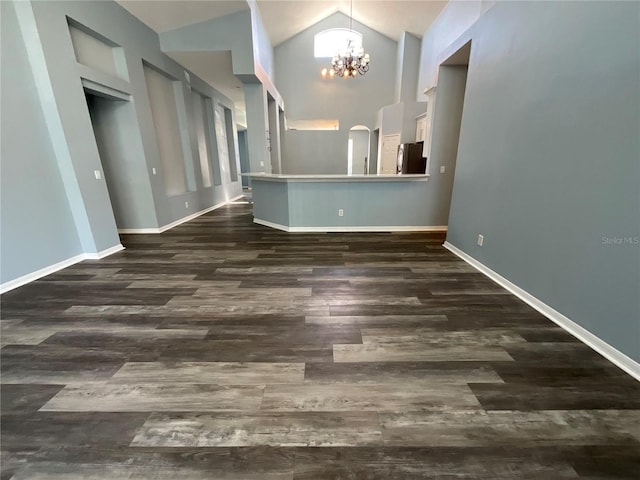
267;93;281;174
237;128;250;188
347;125;370;175
85;88;148;231
370;128;380;175
380;133;401;175
430;40;471;226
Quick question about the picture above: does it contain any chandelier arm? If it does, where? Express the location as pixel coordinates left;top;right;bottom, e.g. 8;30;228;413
322;0;369;79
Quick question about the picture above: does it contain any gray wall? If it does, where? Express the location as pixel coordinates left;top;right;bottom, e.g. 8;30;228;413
424;66;467;226
375;101;428;144
282;131;349;174
275;12;397;173
249;0;274;79
415;0;494;98
443;1;640;361
1;0;242;287
251;178;433;229
160;10;255;77
87;94;158;229
159;7;284;176
395;32;421;103
238;129;250;187
1;1;82;283
350;130;370;175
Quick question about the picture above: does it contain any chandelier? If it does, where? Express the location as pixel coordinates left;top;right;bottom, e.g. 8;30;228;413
325;0;370;78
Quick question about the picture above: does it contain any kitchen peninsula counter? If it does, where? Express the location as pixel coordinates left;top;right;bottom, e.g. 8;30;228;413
246;173;445;233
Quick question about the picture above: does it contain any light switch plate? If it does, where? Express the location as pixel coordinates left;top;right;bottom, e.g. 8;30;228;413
94;170;101;180
440;166;446;174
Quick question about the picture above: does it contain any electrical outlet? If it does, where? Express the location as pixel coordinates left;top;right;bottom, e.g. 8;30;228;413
94;170;101;180
152;167;157;175
185;201;189;208
440;166;446;174
260;161;264;167
477;234;484;246
338;209;344;217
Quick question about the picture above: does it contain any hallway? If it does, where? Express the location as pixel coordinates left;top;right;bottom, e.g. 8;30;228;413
1;202;639;479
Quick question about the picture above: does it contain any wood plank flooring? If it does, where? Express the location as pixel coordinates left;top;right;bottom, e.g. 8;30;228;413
2;201;639;479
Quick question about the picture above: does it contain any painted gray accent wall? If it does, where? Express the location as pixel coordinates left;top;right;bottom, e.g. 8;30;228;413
251;180;289;226
376;101;427;144
275;12;396;174
14;0;121;255
238;130;250;188
143;64;189;196
423;66;467;226
86;94;158;229
1;0;242;287
68;22;124;80
158;6;283;177
159;10;255;77
444;1;640;361
395;32;421;103
376;103;403;136
350;130;370;175
401;101;428;144
248;0;274;79
1;1;82;283
287;181;431;228
415;0;492;98
244;83;270;173
250;178;433;229
281;131;349;175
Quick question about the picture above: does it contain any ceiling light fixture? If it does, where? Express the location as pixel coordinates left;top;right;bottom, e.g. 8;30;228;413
324;0;370;78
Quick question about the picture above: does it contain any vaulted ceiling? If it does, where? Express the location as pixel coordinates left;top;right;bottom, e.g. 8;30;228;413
116;1;448;125
118;1;447;44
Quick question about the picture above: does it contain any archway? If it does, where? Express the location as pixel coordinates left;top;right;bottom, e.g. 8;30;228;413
347;125;370;175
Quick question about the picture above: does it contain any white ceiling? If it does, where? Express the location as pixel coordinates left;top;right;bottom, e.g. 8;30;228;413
117;1;448;125
257;0;448;46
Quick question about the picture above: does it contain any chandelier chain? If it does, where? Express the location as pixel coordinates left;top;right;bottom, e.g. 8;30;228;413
325;0;370;78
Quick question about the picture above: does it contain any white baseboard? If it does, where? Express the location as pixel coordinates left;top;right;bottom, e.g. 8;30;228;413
0;244;124;294
254;218;289;231
443;241;640;382
86;244;125;259
254;218;448;233
118;227;161;234
2;195;246;293
118;195;243;234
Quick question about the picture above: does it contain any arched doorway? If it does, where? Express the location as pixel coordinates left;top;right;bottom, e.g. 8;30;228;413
347;125;370;175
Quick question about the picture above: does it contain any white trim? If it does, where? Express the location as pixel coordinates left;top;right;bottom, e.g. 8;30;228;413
254;218;290;232
443;241;640;382
254;218;447;233
0;244;124;294
118;195;243;234
117;227;161;234
86;244;125;259
247;173;428;183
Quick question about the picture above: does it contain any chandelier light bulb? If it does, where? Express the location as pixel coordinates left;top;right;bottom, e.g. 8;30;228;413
323;2;370;79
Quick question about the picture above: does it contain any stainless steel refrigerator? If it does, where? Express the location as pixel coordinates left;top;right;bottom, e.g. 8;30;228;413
397;143;427;174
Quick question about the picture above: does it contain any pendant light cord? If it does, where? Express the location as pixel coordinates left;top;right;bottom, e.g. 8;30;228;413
349;0;353;32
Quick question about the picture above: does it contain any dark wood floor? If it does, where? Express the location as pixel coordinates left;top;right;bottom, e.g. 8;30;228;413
1;201;639;479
